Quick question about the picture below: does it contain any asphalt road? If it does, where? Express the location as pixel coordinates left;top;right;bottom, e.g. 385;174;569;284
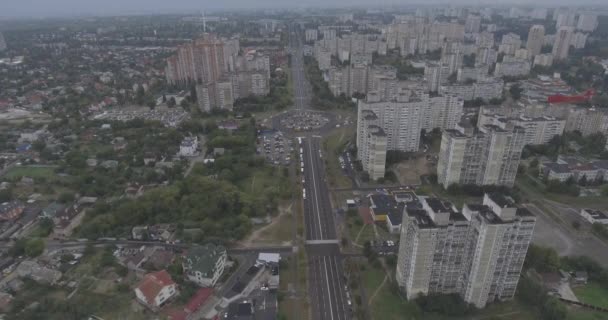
290;25;350;319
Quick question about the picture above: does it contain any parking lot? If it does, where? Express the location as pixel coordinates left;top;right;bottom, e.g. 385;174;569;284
278;111;330;131
257;131;294;166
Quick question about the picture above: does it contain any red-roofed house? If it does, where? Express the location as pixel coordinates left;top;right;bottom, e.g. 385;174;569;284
134;270;178;311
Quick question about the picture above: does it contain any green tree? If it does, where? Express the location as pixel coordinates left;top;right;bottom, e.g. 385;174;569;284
509;84;523;100
25;238;45;257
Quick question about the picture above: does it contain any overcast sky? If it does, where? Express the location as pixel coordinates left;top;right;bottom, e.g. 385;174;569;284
2;0;607;18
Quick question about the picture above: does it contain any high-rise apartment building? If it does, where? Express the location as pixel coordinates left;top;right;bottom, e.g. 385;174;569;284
526;25;545;57
357;113;388;180
556;12;577;29
196;80;234;112
533;53;554;67
356;92;426;154
571;32;588;49
552;26;574;61
437;123;525;188
478;112;566;146
462;194;536;308
397;196;471;300
396;193;535;308
577;13;598;32
356;91;464;179
305;29;318;42
424;63;444;92
465;14;482;34
165;34;227;85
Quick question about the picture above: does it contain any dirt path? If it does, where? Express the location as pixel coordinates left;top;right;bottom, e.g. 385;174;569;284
354;224;367;245
367;274;388;305
239;202;293;247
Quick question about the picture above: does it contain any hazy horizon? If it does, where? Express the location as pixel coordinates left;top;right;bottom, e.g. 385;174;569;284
3;0;608;19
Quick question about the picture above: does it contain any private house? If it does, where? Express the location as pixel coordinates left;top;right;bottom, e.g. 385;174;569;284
0;201;25;221
134;270;178;311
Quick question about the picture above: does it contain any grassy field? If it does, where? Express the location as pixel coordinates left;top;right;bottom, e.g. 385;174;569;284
247;204;295;245
361;265;421;320
516;174;608;209
566;305;608;320
237;166;294;200
322;127;355;189
573;282;608;309
4;166;57;180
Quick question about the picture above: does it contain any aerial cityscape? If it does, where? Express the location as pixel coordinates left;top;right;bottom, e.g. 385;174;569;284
1;2;608;320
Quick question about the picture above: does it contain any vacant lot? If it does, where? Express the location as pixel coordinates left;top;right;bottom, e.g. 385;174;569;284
4;166;57;179
392;156;433;185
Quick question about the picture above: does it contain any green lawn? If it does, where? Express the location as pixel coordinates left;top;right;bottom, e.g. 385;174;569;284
362;266;421;320
4;166;56;180
573;282;608;309
322;127;354;189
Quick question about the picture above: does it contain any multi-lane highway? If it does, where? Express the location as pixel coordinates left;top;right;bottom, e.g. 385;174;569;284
289;25;351;320
289;29;311;111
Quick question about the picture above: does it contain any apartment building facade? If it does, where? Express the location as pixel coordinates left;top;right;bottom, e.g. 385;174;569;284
396;193;535;308
437;124;525;188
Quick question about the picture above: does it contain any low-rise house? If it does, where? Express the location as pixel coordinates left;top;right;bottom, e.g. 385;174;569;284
0;201;25;221
41;202;65;220
131;224;175;241
0;292;13;312
183;244;227;287
134;270;178;311
369;194;402;222
53;203;85;237
580;209;608;225
179;136;199;157
100;160;119;169
16;260;62;284
540;157;608;184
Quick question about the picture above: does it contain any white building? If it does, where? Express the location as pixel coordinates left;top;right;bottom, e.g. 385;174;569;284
577;13;598;32
440;78;504;102
571;32;588;49
305;29;318;42
580;209;608;225
533;54;554;67
437;123;525;188
179;136;199;157
465;14;482;33
457;65;489;83
356;92;425;153
553;26;574;61
183;244;227;287
462;194;536;308
526;25;545;57
494;59;531;78
396;193;536;308
478;112;566;146
134;270;178;311
357;117;388;180
556;12;577;29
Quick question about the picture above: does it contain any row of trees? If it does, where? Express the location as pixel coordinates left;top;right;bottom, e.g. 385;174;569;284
303;56;355;110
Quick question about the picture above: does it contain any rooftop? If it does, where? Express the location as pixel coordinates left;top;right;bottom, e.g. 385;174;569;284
136;270;176;306
487;193;514;208
184;244;226;275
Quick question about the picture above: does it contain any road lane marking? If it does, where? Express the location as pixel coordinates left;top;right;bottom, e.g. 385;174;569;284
307;138;324;239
